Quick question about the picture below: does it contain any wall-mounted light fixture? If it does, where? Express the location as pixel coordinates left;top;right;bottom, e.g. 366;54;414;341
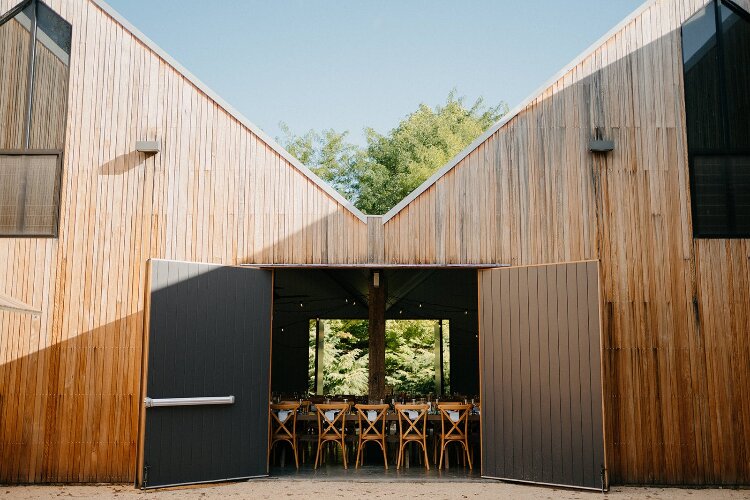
589;139;614;153
136;140;161;154
373;271;380;288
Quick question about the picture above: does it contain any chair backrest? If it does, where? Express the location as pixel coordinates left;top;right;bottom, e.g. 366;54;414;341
297;400;311;413
395;403;429;439
270;402;300;439
315;402;350;440
355;403;388;438
436;402;471;439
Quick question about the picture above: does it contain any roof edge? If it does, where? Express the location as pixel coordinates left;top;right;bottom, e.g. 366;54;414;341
381;0;658;223
90;0;368;224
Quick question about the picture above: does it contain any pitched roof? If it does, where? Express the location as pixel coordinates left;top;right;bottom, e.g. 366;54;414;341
90;0;368;223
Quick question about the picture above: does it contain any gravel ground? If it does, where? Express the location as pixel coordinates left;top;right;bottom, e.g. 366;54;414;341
2;480;749;500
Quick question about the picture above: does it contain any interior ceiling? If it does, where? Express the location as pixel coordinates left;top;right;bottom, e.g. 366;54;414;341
273;268;477;325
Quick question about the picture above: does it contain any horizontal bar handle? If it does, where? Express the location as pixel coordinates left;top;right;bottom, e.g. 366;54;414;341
144;396;235;408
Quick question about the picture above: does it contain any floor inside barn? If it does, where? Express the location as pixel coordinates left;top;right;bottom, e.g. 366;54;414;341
270;463;483;482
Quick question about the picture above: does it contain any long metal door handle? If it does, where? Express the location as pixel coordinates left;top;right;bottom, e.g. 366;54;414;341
144;396;235;408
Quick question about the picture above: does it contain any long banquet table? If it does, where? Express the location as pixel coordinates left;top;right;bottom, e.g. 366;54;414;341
295;412;480;422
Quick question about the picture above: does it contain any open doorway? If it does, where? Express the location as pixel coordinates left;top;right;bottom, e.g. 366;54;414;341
269;268;481;478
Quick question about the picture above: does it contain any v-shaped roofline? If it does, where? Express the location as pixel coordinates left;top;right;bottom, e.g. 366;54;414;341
381;0;659;223
90;0;368;224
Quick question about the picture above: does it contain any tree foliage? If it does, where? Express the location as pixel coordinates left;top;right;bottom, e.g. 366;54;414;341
279;91;507;215
308;319;449;396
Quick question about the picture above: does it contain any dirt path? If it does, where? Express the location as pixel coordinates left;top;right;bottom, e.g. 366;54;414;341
3;480;749;500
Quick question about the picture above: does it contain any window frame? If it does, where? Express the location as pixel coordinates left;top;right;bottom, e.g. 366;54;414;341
0;149;64;238
0;0;71;238
683;0;750;238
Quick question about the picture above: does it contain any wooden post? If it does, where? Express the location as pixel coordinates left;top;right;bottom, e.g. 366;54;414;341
368;269;386;402
434;320;443;395
314;318;325;395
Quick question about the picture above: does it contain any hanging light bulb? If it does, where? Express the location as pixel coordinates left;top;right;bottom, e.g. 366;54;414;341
399;310;403;315
419;303;422;308
299;302;303;308
345;298;348;303
352;301;356;306
464;310;468;315
281;327;285;333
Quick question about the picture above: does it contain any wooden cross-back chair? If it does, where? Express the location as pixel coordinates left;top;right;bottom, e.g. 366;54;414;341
436;402;473;469
314;402;350;469
269;402;300;468
394;403;430;470
354;403;389;469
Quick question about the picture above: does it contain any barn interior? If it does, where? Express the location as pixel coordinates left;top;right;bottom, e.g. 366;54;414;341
271;268;480;398
268;267;481;475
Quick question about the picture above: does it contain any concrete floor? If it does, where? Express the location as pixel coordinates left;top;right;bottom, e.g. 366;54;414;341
271;463;483;482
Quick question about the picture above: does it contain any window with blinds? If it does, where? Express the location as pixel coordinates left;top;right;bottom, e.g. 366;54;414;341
0;0;70;237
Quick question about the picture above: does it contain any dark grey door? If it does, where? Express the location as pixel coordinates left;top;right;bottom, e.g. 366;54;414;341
141;260;272;489
479;261;606;491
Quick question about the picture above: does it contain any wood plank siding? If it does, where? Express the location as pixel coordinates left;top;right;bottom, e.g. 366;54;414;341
0;0;367;483
383;0;750;485
1;0;749;487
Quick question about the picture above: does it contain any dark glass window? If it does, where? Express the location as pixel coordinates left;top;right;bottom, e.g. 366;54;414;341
682;0;750;237
0;0;70;237
0;3;32;149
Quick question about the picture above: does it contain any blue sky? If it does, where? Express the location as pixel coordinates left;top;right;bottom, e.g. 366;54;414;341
106;0;644;146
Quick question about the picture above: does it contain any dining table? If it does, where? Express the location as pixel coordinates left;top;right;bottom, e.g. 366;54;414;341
295;412;481;422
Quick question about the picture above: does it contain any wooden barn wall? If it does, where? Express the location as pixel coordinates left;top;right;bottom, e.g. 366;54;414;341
0;0;367;484
383;0;750;486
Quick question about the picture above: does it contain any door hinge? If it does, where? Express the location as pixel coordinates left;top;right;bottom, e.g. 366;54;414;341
142;464;150;489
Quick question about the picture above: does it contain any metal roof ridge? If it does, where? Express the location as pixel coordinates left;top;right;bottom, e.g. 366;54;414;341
89;0;369;224
380;0;659;224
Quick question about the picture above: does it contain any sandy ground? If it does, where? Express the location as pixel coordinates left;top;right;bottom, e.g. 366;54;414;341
2;480;749;500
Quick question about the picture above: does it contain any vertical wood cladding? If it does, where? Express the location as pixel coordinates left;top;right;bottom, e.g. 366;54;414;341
1;0;749;486
0;0;367;483
383;0;750;486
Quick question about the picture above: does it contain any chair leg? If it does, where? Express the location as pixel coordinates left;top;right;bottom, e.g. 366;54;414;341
397;442;403;469
464;440;473;470
423;440;430;470
314;439;322;469
382;440;388;470
342;439;348;469
293;440;299;469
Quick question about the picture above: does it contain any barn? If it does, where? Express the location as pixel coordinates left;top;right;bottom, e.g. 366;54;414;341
1;0;749;490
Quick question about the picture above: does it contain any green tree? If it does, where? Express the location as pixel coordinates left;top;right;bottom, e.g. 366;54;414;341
279;123;364;203
279;91;507;215
357;92;506;214
307;319;447;396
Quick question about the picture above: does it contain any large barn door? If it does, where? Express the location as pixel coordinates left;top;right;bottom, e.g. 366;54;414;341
478;261;606;491
139;260;273;489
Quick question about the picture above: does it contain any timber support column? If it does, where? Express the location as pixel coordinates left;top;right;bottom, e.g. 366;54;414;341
368;269;386;402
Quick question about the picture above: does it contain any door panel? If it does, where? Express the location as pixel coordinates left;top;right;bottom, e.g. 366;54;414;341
479;261;606;490
141;260;272;488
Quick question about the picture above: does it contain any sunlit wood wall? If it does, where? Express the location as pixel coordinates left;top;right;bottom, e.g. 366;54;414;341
383;0;750;485
0;0;368;483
